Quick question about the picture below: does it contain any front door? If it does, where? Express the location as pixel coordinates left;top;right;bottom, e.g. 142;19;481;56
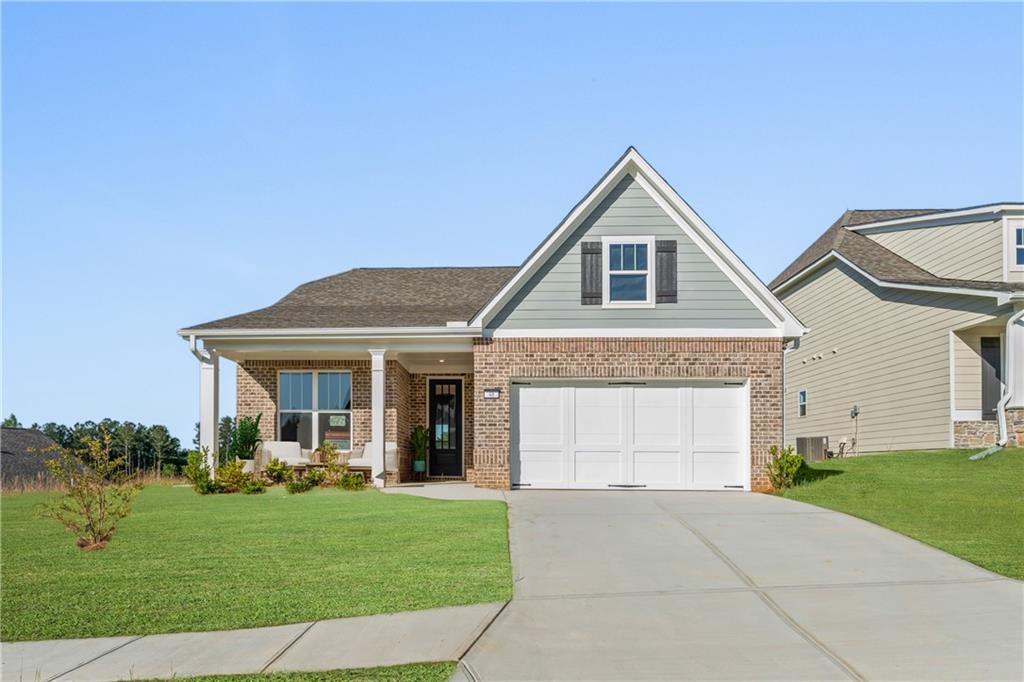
981;337;1002;421
428;379;463;477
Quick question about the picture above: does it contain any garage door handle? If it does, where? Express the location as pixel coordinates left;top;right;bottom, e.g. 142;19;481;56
608;484;647;488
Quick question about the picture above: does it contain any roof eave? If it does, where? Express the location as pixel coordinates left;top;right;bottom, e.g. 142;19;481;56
177;325;483;341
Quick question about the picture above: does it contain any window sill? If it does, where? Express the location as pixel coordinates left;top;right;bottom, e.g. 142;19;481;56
602;301;656;309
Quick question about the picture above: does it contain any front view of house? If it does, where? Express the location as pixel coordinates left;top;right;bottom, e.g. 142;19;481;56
180;149;805;490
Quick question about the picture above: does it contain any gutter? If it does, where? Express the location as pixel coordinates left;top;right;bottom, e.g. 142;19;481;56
177;326;483;341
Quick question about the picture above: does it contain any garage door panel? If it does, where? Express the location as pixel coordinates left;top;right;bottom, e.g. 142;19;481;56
633;450;684;485
633;387;682;447
574;387;624;446
517;450;565;485
518;387;565;447
692;449;743;488
693;387;743;449
573;450;624;485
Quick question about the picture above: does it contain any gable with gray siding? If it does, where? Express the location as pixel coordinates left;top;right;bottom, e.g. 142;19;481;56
488;175;773;330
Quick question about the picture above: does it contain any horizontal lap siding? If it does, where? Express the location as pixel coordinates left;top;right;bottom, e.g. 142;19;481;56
489;175;773;330
781;261;1007;453
864;219;1003;281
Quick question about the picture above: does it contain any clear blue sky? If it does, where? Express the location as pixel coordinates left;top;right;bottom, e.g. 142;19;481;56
4;2;1022;445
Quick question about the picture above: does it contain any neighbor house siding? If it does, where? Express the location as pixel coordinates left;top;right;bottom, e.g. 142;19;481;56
488;174;773;330
862;219;1003;281
952;327;1004;413
780;261;1008;453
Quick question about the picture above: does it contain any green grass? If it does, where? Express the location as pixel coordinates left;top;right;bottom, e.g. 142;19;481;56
0;486;511;641
133;662;456;682
781;448;1024;579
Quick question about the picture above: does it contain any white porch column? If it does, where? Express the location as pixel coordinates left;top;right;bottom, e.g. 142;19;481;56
369;348;387;488
1009;304;1024;409
199;352;220;475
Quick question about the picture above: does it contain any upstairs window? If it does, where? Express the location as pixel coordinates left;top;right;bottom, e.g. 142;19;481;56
603;236;654;307
797;390;808;417
1016;227;1024;266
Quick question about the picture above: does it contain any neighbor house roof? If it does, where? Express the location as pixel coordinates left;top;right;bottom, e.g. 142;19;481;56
769;209;1023;294
1;427;58;487
184;267;519;331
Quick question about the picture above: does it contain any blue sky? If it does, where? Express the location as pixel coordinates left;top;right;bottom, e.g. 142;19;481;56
4;2;1022;445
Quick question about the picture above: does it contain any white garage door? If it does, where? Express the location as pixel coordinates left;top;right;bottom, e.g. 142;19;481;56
511;381;748;491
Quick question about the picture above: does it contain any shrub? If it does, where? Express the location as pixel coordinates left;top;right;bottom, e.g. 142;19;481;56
305;468;326;486
35;433;142;551
183;449;211;487
338;471;366;491
194;477;223;495
316;442;348;486
230;414;263;461
215;459;248;493
161;463;179;478
263;457;292;484
285;477;315;494
767;445;804;491
240;477;266;495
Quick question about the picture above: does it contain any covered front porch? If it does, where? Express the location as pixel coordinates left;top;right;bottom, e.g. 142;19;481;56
190;333;477;487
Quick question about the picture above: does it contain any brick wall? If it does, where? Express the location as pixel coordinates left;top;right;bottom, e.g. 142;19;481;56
471;337;784;491
955;408;1024;448
387;361;412;480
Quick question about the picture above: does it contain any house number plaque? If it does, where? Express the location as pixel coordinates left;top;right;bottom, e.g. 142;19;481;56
483;388;501;400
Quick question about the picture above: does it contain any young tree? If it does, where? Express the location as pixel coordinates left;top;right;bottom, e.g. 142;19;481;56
36;432;142;550
2;414;22;428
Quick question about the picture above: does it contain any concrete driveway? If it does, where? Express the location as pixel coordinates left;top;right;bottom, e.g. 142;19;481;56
461;491;1022;681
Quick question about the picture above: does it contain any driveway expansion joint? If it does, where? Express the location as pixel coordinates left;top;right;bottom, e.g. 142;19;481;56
260;620;318;672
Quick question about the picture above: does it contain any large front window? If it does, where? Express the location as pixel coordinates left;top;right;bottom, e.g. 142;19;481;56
603;236;654;307
279;371;352;451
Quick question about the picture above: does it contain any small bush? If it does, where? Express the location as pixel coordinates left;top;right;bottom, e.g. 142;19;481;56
338;471;366;491
240;477;266;495
183;450;211;487
161;463;179;478
194;477;223;495
306;468;326;486
35;433;142;550
230;414;263;460
215;459;248;493
285;477;315;494
263;457;292;484
767;445;804;491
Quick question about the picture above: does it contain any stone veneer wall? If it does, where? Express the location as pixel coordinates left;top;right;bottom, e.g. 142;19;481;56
471;337;784;491
954;408;1024;448
409;372;475;480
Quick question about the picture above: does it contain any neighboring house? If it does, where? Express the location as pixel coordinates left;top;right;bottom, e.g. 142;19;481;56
771;205;1024;454
179;148;805;491
1;427;58;488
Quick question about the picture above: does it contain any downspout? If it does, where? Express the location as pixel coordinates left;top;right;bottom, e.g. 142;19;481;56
971;304;1024;460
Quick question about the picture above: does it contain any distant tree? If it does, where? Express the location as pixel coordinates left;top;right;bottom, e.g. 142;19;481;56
39;422;74;447
218;417;236;465
113;422;137;476
193;422;200;450
148;426;173;479
2;414;22;428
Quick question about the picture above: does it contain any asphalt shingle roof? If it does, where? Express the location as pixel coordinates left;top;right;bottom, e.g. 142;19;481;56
769;209;1023;294
1;428;58;487
185;266;520;331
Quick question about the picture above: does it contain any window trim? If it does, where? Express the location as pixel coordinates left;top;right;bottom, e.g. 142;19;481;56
1006;217;1024;274
1015;226;1024;269
601;235;656;309
277;370;353;452
797;389;807;417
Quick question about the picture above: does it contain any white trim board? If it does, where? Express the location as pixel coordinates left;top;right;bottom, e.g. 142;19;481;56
846;204;1024;233
488;327;784;339
469;147;807;338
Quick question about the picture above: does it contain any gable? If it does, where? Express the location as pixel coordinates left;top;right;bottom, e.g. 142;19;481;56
486;174;775;332
861;219;1003;281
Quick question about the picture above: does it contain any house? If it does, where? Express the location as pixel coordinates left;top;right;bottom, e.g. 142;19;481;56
770;205;1024;454
179;148;805;491
1;427;58;488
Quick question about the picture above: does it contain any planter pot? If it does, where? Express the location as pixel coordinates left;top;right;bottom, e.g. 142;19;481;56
413;460;426;473
240;459;255;474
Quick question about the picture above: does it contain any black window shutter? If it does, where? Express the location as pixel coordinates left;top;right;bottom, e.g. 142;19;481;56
580;241;602;305
655;240;677;303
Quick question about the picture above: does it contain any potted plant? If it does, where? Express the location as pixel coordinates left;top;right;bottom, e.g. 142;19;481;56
410;425;429;475
231;414;263;474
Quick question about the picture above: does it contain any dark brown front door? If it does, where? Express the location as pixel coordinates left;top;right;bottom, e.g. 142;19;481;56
981;337;1002;421
428;379;463;477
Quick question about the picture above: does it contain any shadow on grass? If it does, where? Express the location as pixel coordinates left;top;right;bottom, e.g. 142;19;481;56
795;464;844;485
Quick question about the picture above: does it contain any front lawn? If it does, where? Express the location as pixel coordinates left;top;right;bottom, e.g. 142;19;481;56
0;486;511;641
781;448;1024;579
135;663;456;682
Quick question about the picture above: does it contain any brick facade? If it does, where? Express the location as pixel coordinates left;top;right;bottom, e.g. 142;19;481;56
234;338;785;489
954;408;1024;448
471;337;784;491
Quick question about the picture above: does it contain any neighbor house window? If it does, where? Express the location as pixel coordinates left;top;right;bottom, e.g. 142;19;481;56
797;390;807;417
279;371;352;451
603;236;654;306
1016;227;1024;266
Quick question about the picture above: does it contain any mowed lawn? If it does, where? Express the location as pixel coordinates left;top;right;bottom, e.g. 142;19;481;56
135;663;456;682
782;448;1024;579
1;486;511;641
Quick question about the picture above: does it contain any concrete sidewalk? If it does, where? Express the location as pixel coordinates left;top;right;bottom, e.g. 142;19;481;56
1;603;504;682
